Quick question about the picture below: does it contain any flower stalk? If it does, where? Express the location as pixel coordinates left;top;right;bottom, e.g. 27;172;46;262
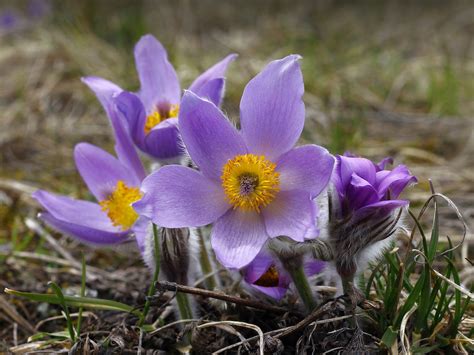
138;223;161;327
176;293;194;320
287;263;316;312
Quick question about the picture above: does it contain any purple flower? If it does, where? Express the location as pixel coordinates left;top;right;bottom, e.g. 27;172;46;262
0;9;21;31
83;34;237;161
32;95;149;252
243;252;325;300
332;154;417;220
133;55;335;269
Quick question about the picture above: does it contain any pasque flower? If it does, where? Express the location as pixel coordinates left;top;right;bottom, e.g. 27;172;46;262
83;34;236;161
243;251;325;300
328;153;417;292
332;154;417;220
32;91;149;251
133;55;335;269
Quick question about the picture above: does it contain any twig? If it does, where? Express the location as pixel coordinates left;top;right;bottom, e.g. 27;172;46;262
156;281;293;315
34;311;97;331
193;268;225;288
275;301;335;339
196;321;264;355
149;319;201;335
208;328;291;354
0;295;35;333
214;313;359;354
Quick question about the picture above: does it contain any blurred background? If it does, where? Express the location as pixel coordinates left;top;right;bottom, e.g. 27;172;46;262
0;0;472;348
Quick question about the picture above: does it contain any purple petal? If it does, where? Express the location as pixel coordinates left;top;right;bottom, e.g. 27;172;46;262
244;252;274;283
133;165;229;228
115;91;147;150
32;190;131;245
188;53;237;106
250;284;289;300
302;201;320;240
39;212;129;245
376;157;394;171
132;216;151;255
376;165;417;199
304;260;326;276
74;143;138;201
338;155;377;189
110;101;146;181
144;118;183;159
346;174;379;211
262;190;314;242
276;145;335;197
82;79;146;182
81;76;122;117
211;209;268;268
240;55;304;160
189;78;225;108
356;200;409;219
179;91;247;180
134;34;180;111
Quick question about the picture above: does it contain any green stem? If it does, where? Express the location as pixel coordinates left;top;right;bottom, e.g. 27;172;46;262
288;264;316;312
5;288;141;316
176;292;194;345
197;229;217;290
138;223;161;327
176;293;194;320
76;253;86;336
48;282;75;342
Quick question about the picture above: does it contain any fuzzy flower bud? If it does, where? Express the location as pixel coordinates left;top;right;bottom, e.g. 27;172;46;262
328;154;417;284
143;225;195;285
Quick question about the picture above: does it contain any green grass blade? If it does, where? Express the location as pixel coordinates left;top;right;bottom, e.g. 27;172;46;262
48;282;75;342
427;193;439;262
76;252;86;337
5;288;141;316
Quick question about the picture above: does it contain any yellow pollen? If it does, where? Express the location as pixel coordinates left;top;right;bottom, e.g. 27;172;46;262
221;154;280;212
254;265;280;287
144;104;179;135
99;181;142;231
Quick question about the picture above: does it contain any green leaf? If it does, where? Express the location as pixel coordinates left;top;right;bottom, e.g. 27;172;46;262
380;326;398;348
427;194;439;262
4;288;141;317
28;331;71;341
410;344;440;354
48;282;75;342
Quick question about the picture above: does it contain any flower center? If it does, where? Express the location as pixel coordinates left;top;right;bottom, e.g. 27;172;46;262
221;154;280;212
254;265;280;287
144;103;179;135
99;180;142;231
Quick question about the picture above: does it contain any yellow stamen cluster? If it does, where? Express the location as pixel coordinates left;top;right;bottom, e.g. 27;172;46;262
221;154;280;212
144;104;179;134
254;265;280;287
99;181;142;231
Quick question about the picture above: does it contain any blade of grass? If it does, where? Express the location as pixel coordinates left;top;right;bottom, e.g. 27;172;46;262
48;282;75;342
4;288;141;316
76;252;86;337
